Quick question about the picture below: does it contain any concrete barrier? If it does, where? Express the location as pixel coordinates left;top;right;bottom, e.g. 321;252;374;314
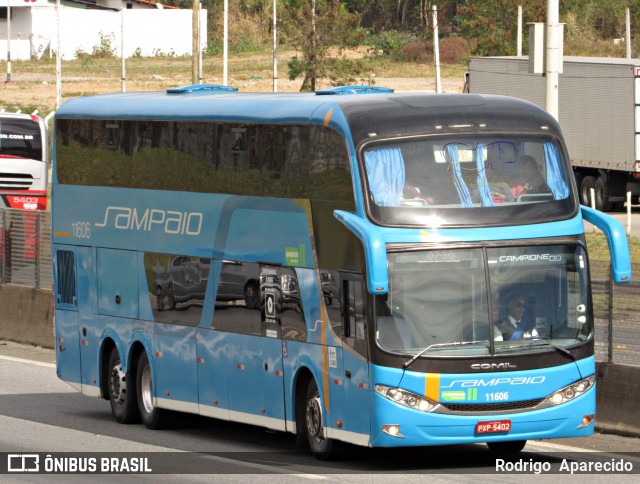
595;362;640;437
0;284;53;349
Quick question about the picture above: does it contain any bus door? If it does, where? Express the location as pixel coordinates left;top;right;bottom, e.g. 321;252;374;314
339;274;371;440
258;265;287;428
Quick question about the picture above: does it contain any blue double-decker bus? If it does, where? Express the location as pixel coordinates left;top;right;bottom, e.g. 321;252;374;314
52;85;631;457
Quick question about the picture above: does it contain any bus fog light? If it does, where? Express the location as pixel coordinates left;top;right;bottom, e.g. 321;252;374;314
381;424;403;438
578;414;595;429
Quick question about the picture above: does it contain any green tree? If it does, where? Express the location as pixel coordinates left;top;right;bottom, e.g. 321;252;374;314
455;0;546;56
283;0;368;91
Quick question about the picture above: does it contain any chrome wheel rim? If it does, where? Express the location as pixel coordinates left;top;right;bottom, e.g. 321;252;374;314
110;362;126;405
141;365;154;414
306;394;323;439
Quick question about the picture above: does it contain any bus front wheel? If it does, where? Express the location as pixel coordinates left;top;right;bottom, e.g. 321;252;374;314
304;379;335;459
136;352;168;429
107;347;139;424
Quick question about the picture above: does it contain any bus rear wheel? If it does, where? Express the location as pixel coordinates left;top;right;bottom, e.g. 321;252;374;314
136;351;168;429
107;347;139;424
304;379;335;459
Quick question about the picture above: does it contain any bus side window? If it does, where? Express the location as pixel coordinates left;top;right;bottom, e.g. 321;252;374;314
343;276;367;357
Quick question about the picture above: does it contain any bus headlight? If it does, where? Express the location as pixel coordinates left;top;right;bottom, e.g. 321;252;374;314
545;375;595;406
375;385;438;412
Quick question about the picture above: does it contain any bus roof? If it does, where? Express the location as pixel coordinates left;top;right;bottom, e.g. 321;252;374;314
55;89;562;146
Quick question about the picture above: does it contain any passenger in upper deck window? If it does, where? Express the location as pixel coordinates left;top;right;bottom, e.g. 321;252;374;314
511;155;549;197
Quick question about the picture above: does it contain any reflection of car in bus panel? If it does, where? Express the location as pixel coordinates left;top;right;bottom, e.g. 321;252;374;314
52;86;631;460
217;260;260;309
0;113;48;211
153;256;210;310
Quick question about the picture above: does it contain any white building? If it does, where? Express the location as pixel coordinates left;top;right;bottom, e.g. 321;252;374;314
0;0;206;60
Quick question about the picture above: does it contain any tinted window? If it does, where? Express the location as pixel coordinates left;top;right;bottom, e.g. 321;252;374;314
144;253;210;327
213;262;307;341
0;117;43;160
213;261;262;335
56;120;353;203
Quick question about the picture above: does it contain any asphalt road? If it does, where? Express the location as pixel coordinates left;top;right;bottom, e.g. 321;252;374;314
0;341;638;482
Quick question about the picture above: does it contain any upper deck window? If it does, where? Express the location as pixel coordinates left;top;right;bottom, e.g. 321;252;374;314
361;135;575;227
55;119;353;204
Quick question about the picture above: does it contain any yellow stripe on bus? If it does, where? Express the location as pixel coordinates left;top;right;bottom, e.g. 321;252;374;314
323;108;333;127
53;232;71;237
425;373;440;402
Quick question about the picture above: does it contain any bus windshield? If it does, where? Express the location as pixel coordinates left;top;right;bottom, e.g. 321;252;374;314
375;244;591;357
0;114;47;210
362;135;575;227
0;117;43;160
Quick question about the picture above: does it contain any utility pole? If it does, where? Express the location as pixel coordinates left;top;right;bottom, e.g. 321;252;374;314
626;7;631;59
56;0;61;107
198;1;203;83
517;5;522;56
223;0;228;85
432;5;441;93
6;0;11;83
310;0;316;91
545;0;560;121
192;0;199;85
121;8;126;92
272;0;277;92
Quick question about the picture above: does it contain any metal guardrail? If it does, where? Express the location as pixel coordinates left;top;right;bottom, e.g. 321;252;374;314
0;207;638;364
591;260;640;366
0;208;52;290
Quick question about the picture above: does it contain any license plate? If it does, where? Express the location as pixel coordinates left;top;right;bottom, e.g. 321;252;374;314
475;419;512;434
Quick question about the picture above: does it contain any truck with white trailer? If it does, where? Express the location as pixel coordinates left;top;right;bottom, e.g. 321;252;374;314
467;56;640;211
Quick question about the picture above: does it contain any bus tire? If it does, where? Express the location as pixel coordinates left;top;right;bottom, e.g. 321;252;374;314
594;176;612;212
136;351;168;429
304;379;335;459
580;176;596;206
486;440;526;454
107;347;140;424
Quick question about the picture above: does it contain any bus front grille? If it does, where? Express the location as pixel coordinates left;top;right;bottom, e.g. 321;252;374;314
440;398;545;413
0;173;34;189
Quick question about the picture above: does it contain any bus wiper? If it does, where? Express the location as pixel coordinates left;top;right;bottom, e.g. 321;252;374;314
527;339;576;362
403;340;485;370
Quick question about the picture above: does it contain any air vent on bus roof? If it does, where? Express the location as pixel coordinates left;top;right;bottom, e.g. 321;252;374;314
315;86;394;96
166;84;238;94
